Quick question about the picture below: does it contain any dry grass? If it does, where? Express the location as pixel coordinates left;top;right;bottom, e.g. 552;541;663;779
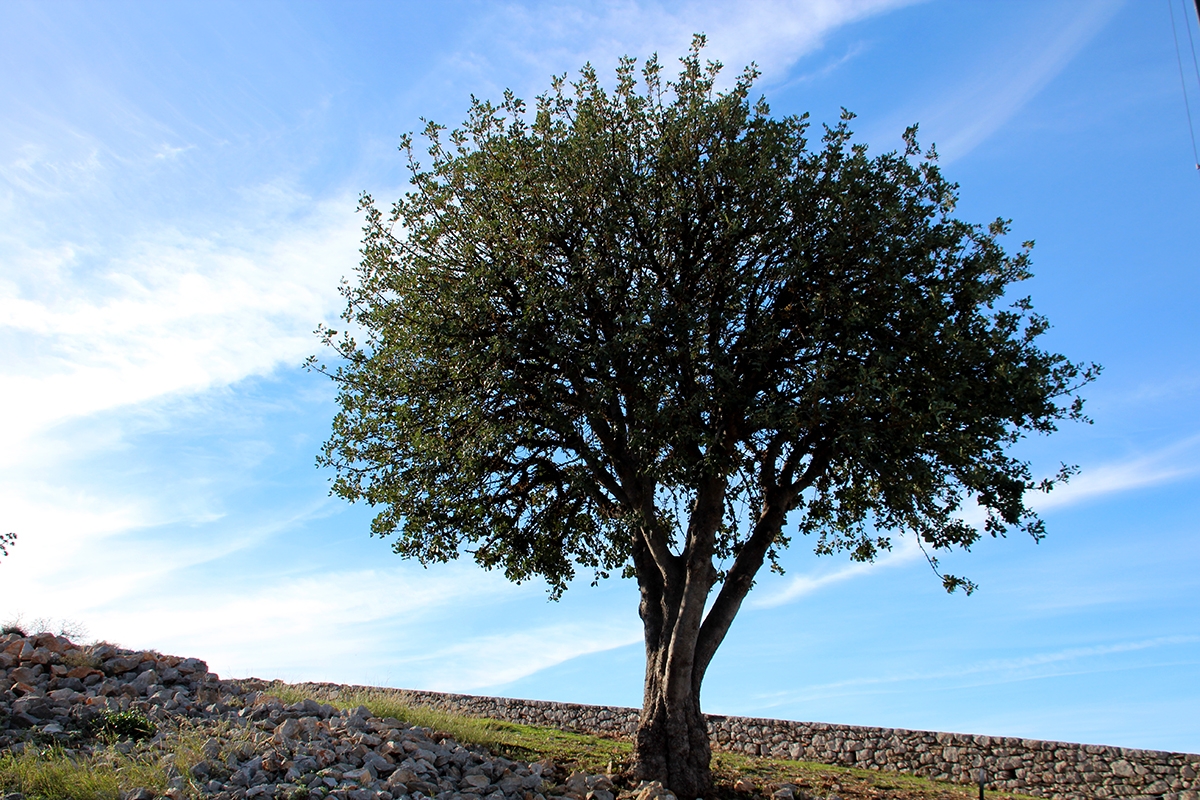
0;744;169;800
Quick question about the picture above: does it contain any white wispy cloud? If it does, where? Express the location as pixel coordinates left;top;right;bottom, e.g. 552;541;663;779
776;40;871;89
45;557;641;692
388;621;644;692
1030;434;1200;511
750;634;1200;709
749;536;923;609
905;0;1123;162
452;0;920;101
0;137;107;200
745;434;1200;609
0;519;525;668
87;564;527;683
0;186;360;467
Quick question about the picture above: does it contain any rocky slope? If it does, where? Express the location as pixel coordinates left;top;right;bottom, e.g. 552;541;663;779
0;632;646;800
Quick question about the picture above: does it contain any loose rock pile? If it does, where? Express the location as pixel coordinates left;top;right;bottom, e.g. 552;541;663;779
0;633;649;800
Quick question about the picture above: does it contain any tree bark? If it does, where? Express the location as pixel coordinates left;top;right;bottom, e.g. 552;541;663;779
633;648;712;799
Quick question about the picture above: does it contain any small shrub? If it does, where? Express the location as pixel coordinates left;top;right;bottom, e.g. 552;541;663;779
26;616;53;636
63;648;103;670
55;618;89;641
0;614;87;641
88;710;156;742
2;611;28;637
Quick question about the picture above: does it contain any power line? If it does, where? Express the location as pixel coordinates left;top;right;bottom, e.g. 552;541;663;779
1184;0;1200;100
1168;0;1200;171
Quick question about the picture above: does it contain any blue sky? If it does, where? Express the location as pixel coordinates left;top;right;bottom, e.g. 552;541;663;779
2;0;1199;755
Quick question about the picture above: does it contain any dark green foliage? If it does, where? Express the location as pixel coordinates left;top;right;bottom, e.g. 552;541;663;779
88;710;155;742
0;624;26;637
313;38;1094;596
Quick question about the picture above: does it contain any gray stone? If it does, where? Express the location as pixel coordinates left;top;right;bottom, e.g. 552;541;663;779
366;753;395;775
129;669;159;694
634;781;671;800
585;776;612;792
343;767;374;786
564;772;588;795
9;666;42;683
12;696;51;719
274;717;301;740
105;656;142;675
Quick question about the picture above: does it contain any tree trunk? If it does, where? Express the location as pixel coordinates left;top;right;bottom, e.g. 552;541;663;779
627;477;794;798
633;645;712;799
629;487;721;800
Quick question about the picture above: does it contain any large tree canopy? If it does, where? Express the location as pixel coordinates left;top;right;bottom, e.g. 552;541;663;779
311;38;1096;797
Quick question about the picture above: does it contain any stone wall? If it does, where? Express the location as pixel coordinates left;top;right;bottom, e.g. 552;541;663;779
384;688;1200;800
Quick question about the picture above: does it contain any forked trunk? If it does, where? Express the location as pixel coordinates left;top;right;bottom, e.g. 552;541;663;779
633;649;712;798
628;479;792;798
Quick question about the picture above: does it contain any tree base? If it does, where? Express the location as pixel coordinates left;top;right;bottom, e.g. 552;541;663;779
632;688;713;799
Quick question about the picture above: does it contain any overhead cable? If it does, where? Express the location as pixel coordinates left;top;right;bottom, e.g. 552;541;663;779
1168;0;1200;171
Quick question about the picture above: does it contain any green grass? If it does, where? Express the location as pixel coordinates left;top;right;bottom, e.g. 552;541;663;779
267;682;631;773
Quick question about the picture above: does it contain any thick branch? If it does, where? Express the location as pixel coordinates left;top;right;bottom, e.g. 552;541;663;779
693;446;831;685
664;474;725;704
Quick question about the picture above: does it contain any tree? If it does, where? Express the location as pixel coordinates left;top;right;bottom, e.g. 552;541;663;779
310;38;1097;798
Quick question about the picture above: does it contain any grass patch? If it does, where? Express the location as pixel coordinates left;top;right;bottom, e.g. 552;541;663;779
264;683;1042;800
265;682;630;773
709;751;1043;800
87;710;156;743
0;744;167;800
0;717;269;800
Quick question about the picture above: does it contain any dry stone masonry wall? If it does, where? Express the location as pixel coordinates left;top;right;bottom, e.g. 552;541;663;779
393;689;1200;800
